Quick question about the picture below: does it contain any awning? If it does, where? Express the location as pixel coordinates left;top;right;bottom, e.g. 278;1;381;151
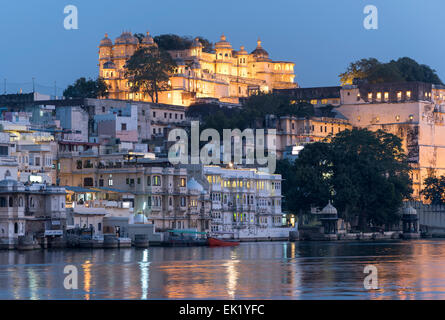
65;186;99;193
91;187;130;194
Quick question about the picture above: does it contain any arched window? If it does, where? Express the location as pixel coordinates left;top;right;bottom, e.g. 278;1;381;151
4;170;10;180
14;223;18;234
19;197;23;207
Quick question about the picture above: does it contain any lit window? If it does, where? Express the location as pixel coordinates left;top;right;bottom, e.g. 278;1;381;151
377;92;382;100
406;91;412;99
397;92;402;100
384;92;389;101
368;93;372;100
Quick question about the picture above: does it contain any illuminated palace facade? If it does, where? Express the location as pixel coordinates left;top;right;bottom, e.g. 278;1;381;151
98;32;298;106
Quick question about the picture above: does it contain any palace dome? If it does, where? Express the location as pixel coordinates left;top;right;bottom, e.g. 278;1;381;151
403;204;417;215
115;31;138;45
215;34;232;49
141;31;155;45
192;37;203;48
321;201;338;215
251;39;270;59
99;33;113;47
187;178;204;193
237;46;248;55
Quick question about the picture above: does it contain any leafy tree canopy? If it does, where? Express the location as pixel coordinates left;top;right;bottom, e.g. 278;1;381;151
339;57;443;85
124;46;176;103
63;77;109;99
421;174;445;205
186;93;315;133
135;34;213;53
276;128;413;231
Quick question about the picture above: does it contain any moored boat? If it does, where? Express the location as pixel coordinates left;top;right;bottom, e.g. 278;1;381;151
208;237;240;247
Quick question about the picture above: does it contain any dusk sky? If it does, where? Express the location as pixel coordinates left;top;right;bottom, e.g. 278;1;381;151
1;0;443;94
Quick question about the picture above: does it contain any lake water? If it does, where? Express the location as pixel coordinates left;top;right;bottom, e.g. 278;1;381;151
1;240;445;299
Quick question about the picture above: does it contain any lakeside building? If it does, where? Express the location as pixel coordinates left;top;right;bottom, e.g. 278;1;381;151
0;179;66;249
277;82;445;200
185;164;293;240
57;147;212;233
338;82;445;199
98;32;298;106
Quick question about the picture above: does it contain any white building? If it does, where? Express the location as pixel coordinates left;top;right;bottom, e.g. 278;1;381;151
0;180;66;249
187;164;294;240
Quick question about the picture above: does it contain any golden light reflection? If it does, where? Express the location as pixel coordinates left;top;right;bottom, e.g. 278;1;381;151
82;260;92;300
139;249;150;300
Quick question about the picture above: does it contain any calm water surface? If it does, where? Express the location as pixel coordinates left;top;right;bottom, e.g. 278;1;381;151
1;240;445;299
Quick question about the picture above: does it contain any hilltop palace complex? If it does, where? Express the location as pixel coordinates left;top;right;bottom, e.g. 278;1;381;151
98;32;297;106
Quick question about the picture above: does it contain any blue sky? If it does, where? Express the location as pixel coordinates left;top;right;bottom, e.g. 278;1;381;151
0;0;443;94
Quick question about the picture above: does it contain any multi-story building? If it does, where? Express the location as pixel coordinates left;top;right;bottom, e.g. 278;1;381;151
186;164;293;240
0;132;18;180
264;109;352;159
57;147;212;233
338;81;445;199
0;180;66;249
99;32;298;106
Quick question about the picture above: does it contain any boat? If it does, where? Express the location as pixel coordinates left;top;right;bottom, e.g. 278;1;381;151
208;237;240;247
163;229;208;247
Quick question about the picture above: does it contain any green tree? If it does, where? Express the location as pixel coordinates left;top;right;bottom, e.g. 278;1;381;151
339;58;380;85
277;129;412;231
187;93;315;134
339;57;443;85
63;77;109;99
421;175;445;205
153;34;213;53
124;46;176;103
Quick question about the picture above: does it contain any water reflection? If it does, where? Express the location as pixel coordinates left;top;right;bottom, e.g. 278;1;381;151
3;240;445;299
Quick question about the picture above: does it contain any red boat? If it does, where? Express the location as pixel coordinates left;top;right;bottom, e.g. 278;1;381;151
208;237;240;247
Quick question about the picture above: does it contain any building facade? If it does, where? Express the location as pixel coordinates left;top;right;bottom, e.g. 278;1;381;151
99;32;298;106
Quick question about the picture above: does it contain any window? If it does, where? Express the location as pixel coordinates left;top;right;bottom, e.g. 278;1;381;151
397;91;402;100
180;197;186;207
121;123;127;131
0;146;8;156
147;176;151;186
99;179;104;187
180;178;186;187
108;176;113;186
406;91;412;99
84;177;94;187
152;176;161;186
153;111;156;117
